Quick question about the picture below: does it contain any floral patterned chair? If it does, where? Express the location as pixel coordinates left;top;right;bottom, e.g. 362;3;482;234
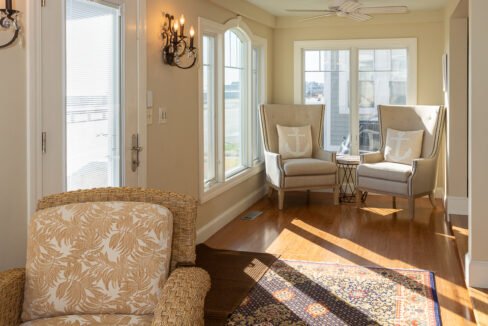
0;188;210;326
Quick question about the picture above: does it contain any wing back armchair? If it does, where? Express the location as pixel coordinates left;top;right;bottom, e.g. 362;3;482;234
260;104;339;209
355;105;446;218
0;188;210;326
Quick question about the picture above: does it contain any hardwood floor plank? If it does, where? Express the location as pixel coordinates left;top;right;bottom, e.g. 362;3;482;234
206;192;477;325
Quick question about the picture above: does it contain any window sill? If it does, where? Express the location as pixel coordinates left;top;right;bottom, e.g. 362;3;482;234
200;162;264;204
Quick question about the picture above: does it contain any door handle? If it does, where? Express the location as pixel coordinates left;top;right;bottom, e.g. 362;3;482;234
131;134;143;172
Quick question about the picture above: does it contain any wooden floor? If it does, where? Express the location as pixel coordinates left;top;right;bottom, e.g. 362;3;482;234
451;214;488;325
206;192;477;325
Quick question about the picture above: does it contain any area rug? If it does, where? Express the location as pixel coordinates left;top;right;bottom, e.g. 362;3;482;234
195;244;279;325
227;260;441;326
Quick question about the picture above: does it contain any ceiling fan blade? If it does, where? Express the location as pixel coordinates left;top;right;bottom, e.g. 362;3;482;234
347;12;372;22
358;6;409;14
330;0;349;8
339;0;362;13
301;13;336;22
286;9;336;13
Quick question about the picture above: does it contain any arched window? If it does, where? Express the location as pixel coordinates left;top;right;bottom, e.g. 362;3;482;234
199;17;267;202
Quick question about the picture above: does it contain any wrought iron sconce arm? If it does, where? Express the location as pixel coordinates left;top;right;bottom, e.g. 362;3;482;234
0;8;20;49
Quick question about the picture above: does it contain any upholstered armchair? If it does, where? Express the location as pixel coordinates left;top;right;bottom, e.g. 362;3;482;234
260;104;339;209
0;188;210;326
355;105;446;219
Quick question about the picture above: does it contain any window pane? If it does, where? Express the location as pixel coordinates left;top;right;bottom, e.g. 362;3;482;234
203;35;216;184
225;30;246;176
66;0;121;191
304;50;350;153
305;51;320;71
358;48;408;153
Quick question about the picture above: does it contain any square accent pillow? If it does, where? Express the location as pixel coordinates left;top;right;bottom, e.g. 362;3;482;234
384;128;424;165
277;125;313;159
22;201;173;322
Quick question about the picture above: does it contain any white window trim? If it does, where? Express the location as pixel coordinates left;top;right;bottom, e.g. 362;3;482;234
252;38;267;165
198;17;267;204
294;38;417;153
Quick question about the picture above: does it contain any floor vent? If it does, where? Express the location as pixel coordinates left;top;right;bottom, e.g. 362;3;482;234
241;211;263;221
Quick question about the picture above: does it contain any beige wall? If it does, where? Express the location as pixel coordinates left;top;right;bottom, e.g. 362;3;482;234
273;11;446;193
468;0;488;287
0;0;27;270
444;0;469;207
146;0;273;231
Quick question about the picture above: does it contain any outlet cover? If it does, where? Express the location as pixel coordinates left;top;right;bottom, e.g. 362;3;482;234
158;107;167;124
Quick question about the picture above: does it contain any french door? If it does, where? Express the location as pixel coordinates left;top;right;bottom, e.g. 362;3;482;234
40;0;146;196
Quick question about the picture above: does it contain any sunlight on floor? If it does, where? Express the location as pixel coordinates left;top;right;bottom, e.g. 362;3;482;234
435;232;456;240
244;258;270;281
360;207;403;216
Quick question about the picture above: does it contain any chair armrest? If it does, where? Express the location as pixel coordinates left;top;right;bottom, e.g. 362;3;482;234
314;148;336;163
153;267;211;326
0;268;25;326
264;151;284;188
411;157;438;195
360;152;384;164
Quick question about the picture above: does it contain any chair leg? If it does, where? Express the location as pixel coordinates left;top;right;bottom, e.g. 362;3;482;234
429;191;436;208
333;186;340;205
392;196;396;209
267;186;274;198
356;190;363;207
408;197;415;220
278;190;285;210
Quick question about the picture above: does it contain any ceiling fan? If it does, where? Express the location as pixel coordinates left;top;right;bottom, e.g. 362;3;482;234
287;0;409;22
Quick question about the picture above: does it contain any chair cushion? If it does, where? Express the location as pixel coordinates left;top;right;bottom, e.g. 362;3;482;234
20;314;153;326
357;162;412;182
384;128;424;165
277;125;313;159
283;158;337;176
22;202;173;322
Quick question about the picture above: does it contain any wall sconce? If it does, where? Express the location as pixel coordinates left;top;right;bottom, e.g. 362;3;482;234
0;0;20;49
161;12;197;69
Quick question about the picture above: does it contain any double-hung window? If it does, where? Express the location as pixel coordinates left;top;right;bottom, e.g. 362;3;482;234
295;39;417;154
199;18;267;202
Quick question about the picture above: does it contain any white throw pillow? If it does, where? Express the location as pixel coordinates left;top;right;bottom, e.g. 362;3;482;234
384;128;424;165
277;125;313;159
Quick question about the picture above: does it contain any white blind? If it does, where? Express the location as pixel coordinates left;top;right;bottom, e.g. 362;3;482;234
66;0;121;190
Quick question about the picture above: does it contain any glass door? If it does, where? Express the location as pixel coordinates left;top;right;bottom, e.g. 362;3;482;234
40;0;144;196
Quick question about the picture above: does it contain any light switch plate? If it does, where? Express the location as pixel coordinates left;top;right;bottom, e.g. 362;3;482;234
147;91;153;108
147;108;153;125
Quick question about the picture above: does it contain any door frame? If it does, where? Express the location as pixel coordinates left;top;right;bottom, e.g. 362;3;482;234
26;0;147;216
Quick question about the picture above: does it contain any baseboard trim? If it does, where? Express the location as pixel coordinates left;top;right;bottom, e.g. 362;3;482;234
448;196;469;215
465;254;488;288
196;185;267;244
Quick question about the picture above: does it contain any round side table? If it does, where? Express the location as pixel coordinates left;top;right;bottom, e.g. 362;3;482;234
337;155;360;203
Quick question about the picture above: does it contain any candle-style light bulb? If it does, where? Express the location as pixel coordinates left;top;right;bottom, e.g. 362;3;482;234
173;21;179;32
179;14;185;37
189;26;195;49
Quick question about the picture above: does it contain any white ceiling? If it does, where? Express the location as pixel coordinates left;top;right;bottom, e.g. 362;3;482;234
246;0;450;16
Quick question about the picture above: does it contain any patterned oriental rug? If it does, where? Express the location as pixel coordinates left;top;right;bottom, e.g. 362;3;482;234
227;260;441;326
